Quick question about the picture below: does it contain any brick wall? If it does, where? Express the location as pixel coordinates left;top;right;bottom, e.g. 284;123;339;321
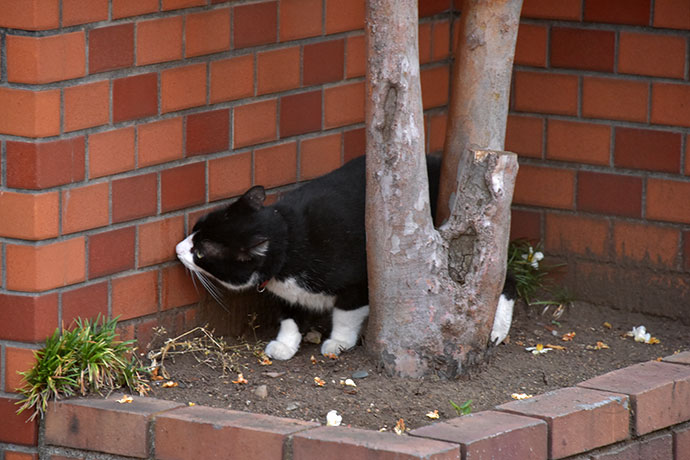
506;0;690;318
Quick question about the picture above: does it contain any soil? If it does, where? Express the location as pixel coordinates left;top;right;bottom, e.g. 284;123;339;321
147;302;689;432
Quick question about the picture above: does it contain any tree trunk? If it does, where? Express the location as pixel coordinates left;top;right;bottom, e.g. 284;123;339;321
365;0;521;378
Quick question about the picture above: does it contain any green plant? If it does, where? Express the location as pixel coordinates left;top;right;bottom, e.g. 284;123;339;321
507;239;567;306
16;316;148;420
449;399;472;416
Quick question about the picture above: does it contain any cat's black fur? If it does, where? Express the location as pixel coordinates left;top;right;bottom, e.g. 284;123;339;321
176;154;512;360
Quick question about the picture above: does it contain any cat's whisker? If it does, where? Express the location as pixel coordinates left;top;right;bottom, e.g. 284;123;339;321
195;272;229;312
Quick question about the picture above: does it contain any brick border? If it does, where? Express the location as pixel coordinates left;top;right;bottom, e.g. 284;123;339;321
39;351;690;460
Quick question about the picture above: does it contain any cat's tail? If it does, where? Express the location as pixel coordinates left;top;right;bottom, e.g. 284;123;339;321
490;271;516;345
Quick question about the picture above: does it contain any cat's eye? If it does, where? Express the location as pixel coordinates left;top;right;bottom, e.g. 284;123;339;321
194;249;204;259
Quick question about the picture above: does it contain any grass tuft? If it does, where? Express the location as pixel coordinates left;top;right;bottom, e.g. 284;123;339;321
16;316;148;420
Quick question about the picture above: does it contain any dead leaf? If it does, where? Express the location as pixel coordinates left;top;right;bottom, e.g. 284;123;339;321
258;355;272;366
188;402;196;406
545;344;566;350
511;393;533;400
596;341;609;349
393;418;406;435
117;395;133;404
562;332;576;341
314;376;326;387
324;353;339;360
603;322;612;329
232;373;248;384
310;355;317;365
648;337;660;344
425;410;440;419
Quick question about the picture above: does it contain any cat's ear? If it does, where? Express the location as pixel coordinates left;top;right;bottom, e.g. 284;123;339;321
239;186;266;211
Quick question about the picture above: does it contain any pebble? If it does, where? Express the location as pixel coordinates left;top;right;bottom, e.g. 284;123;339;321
352;370;369;379
253;385;268;399
286;402;300;411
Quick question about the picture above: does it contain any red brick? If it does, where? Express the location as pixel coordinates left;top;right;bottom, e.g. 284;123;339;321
515;23;547;67
578;171;642;217
257;46;300;94
513;165;575;209
63;80;109;132
301;134;342;180
505;115;543;158
186;109;229;156
591;433;673;460
419;0;451;17
7;32;86;83
521;0;582;20
0;87;61;137
137;117;184;167
421;65;449;109
89;127;136;178
185;8;230;58
547;119;610;165
254;142;297;188
0;293;58;343
646;178;690;224
686;231;690;270
580;361;690;435
0;396;38;445
584;0;651;25
513;72;578;116
161;162;205;212
234;1;277;49
324;81;364;128
88;227;135;278
162;0;204;9
6;137;85;189
209;152;252;201
619;32;686;78
0;0;59;30
161;264;201;310
613;221;679;267
665;350;690;365
411;410;547;459
61;182;109;234
651;83;690;128
89;24;133;73
161;64;207;113
45;395;183;457
5;452;38;460
112;271;159;320
583;77;649;123
346;34;366;78
5;346;37;392
426;112;447;154
61;282;108;326
675;423;690;460
0;191;59;240
280;0;322;41
280;90;322;138
113;0;158;18
137;15;183;65
210;55;254;103
233;99;278;148
551;28;615;72
546;213;610;258
510;209;542;241
155;405;318;460
654;0;690;29
303;39;345;86
293;426;459;460
498;387;629;459
112;173;158;223
138;216;185;267
614;127;681;173
113;73;158;123
62;0;107;26
6;238;85;292
431;20;450;61
419;22;432;65
344;127;365;162
325;0;365;34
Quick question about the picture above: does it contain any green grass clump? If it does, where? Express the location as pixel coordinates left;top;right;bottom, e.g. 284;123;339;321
16;316;148;420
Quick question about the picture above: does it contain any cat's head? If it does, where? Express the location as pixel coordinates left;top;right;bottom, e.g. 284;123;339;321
176;186;276;291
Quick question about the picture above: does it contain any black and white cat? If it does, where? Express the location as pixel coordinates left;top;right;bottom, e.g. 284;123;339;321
176;155;515;360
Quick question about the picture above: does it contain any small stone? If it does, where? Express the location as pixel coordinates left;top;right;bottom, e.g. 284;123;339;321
253;385;268;399
304;330;322;344
286;402;300;411
352;370;369;379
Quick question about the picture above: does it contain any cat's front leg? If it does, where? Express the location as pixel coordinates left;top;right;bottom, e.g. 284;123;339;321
490;293;515;345
265;318;301;360
321;305;369;356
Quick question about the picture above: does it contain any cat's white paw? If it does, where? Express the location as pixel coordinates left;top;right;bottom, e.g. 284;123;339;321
491;294;515;345
265;340;298;360
321;338;354;356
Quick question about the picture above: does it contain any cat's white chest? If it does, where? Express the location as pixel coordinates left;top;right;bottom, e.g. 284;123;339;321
266;278;336;312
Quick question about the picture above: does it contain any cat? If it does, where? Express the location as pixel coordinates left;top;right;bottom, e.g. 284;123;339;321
176;154;515;360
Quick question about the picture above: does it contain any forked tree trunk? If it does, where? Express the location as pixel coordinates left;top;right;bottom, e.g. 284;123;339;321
365;0;521;378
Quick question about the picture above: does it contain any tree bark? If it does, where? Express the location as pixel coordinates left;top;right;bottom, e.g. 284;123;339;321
365;0;521;378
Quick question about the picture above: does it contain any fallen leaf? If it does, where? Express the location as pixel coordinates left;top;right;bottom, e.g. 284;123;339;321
562;332;576;341
511;393;533;400
340;378;357;387
596;341;609;349
324;353;339;360
232;373;248;384
545;344;566;350
258;355;272;366
117;395;133;404
393;418;406;435
525;344;552;354
603;322;612;329
314;376;326;387
648;336;660;344
188;402;196;406
425;410;440;419
310;355;317;365
162;381;178;388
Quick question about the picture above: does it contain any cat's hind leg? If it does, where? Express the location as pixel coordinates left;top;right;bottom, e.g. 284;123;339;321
265;318;301;360
321;305;369;356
